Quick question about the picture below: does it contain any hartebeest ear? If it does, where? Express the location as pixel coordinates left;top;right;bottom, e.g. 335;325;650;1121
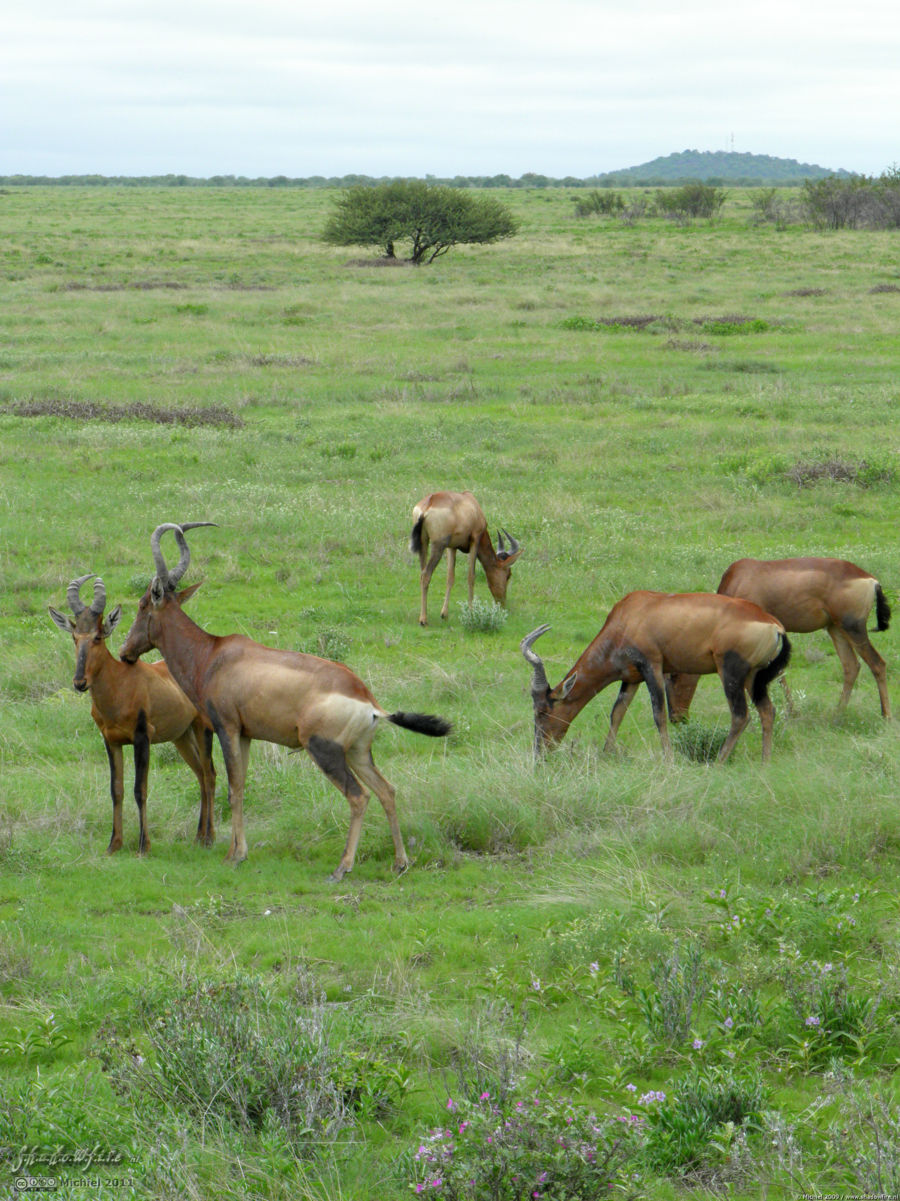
48;606;75;635
150;576;167;606
102;605;122;638
176;582;202;605
557;672;578;700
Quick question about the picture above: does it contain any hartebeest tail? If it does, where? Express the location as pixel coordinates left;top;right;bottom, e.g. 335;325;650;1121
410;490;523;625
120;523;451;880
668;557;892;722
49;573;216;854
521;591;790;763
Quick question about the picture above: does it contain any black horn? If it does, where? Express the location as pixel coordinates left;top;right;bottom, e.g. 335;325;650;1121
90;577;107;615
500;528;520;555
150;522;217;589
520;624;551;695
66;573;96;617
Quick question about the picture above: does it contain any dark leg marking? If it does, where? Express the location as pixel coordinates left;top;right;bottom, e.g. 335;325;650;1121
307;735;364;798
627;648;665;723
721;650;750;718
207;700;240;775
133;709;150;853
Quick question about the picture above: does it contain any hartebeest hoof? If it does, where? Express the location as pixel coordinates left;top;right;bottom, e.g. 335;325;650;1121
107;837;123;854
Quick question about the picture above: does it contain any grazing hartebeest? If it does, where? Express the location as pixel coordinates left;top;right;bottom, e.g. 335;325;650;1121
410;490;522;625
119;524;451;879
666;557;892;722
521;591;790;763
49;573;216;854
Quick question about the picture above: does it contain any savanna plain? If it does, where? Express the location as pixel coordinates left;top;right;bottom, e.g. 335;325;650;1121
1;185;899;1200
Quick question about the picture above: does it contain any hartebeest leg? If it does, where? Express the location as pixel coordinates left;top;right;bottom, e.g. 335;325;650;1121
347;746;408;874
749;672;776;762
104;739;125;853
466;543;478;606
209;706;250;862
831;622;890;718
665;673;700;724
825;626;860;714
307;735;369;881
603;681;640;753
716;651;751;762
172;726;217;846
779;673;795;718
642;664;674;762
133;712;151;854
441;549;457;621
419;541;449;626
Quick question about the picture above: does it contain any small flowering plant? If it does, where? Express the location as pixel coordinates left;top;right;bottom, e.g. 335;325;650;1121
405;1090;634;1198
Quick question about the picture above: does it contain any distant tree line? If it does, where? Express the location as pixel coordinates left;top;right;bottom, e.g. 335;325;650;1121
0;154;862;192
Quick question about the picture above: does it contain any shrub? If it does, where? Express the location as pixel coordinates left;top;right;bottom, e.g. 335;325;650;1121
655;184;726;221
672;720;727;763
322;181;518;264
616;941;710;1045
99;976;407;1151
572;189;625;218
404;1091;633;1199
640;1066;767;1174
457;598;509;632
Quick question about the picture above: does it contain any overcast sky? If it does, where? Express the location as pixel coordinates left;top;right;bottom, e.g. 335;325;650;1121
3;0;897;178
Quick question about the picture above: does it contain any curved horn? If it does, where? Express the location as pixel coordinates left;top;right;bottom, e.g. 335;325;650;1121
66;573;95;616
520;624;551;695
90;577;107;615
500;528;520;555
150;522;217;589
496;529;507;553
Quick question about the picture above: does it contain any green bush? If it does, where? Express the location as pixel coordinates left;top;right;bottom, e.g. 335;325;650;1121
457;597;509;632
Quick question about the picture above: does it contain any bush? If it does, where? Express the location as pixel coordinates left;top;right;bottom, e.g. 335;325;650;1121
404;1091;634;1199
457;598;509;632
802;170;900;230
322;181;518;264
655;184;726;221
572;189;625;218
99;976;408;1151
640;1066;767;1174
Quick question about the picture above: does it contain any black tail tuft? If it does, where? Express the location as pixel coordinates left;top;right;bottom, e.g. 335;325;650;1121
410;515;425;556
875;584;891;632
752;634;792;706
389;711;452;738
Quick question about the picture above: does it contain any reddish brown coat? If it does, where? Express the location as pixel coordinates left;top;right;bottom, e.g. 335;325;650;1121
410;490;522;625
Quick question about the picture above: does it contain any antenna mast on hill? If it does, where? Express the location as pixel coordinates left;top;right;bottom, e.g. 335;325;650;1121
730;132;735;152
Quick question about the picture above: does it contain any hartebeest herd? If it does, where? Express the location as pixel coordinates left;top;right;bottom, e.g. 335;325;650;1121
48;494;893;877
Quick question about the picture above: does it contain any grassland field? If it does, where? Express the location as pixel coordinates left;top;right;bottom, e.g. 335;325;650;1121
0;184;899;1199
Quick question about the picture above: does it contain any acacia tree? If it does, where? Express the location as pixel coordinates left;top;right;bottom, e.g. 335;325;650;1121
321;181;518;263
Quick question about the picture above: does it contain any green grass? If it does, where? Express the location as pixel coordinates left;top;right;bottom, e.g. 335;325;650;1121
1;185;899;1199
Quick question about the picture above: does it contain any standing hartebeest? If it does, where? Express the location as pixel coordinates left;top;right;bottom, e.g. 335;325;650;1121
49;573;216;854
410;490;522;625
521;591;790;763
119;523;452;879
666;557;892;722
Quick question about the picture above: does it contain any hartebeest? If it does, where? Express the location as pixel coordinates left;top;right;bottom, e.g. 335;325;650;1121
119;523;451;879
410;490;522;625
521;591;791;763
49;573;216;854
667;557;892;722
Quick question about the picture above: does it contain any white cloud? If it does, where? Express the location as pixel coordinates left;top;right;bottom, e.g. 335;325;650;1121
2;0;898;176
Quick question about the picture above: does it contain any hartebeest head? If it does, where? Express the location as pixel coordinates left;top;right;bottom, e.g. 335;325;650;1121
520;624;578;754
49;574;122;692
487;529;522;604
120;522;215;662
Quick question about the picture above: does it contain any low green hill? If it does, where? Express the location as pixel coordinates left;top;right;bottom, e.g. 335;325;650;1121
597;149;852;185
